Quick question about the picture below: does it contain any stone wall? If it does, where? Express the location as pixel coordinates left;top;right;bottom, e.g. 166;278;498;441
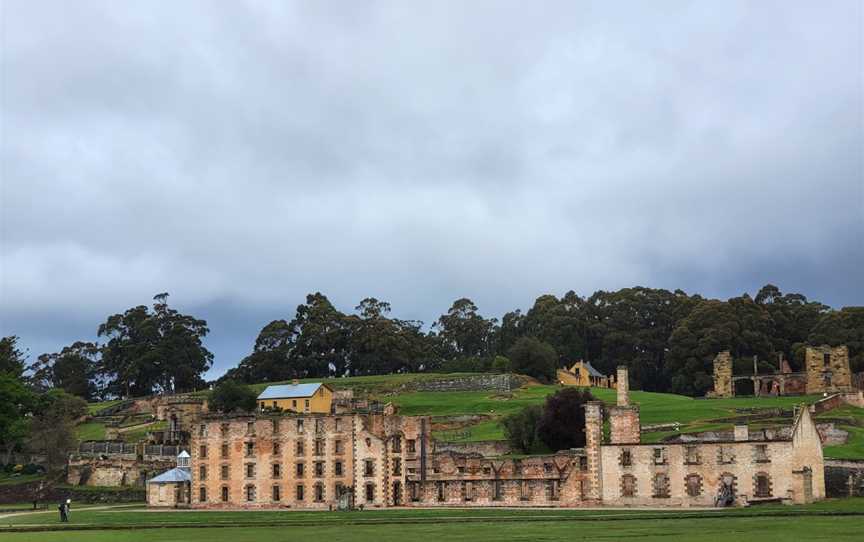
407;374;522;393
67;455;176;487
806;346;852;393
824;459;864;497
407;451;592;507
434;440;511;457
710;352;733;398
609;406;640;445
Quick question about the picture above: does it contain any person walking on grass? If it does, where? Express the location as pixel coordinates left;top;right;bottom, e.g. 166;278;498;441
58;501;67;522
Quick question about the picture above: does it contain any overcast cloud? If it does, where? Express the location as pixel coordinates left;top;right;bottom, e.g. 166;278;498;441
1;0;861;378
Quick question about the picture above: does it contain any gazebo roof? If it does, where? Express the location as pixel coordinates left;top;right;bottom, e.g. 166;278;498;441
148;467;191;484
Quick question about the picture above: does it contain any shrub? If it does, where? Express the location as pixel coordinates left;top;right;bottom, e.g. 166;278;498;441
502;405;543;454
491;356;511;373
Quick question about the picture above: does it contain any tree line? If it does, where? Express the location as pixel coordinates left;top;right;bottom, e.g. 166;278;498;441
2;285;862;405
223;285;862;396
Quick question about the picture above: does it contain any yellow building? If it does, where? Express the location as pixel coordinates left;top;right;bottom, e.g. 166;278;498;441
566;361;615;388
257;381;333;414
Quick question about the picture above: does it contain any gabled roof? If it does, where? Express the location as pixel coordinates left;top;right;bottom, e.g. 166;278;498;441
258;383;324;400
570;360;605;378
582;362;605;378
148;467;191;484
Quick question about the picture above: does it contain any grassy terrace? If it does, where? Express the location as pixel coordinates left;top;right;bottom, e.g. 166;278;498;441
84;373;863;458
394;383;825;445
1;499;863;541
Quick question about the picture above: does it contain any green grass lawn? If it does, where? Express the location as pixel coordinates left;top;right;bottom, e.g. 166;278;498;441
819;404;864;459
3;517;861;542
87;401;122;415
2;500;863;541
75;422;106;442
119;420;166;443
392;383;824;445
81;372;862;458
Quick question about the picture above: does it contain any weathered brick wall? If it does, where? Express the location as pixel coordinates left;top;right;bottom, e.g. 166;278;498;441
711;352;733;398
434;440;511;457
609;406;640;445
584;402;604;500
190;413;429;509
406;452;592;507
829;346;852;390
600;439;820;506
67;456;174;487
192;415;356;509
806;346;853;393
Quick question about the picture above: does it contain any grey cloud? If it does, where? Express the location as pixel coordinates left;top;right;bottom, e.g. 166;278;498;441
1;0;861;377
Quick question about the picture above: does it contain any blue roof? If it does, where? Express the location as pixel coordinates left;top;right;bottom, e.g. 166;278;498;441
148;467;191;484
582;362;605;378
258;383;323;400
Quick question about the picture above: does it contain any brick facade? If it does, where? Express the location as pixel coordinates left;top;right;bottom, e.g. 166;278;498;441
183;368;825;509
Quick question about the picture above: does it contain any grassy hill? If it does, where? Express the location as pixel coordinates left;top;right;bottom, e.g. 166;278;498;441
83;372;864;459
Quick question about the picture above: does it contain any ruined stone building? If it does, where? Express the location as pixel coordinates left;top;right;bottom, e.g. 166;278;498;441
709;346;854;398
171;367;824;509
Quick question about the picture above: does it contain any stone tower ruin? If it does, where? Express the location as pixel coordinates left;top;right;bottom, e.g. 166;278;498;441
710;351;733;398
805;345;852;394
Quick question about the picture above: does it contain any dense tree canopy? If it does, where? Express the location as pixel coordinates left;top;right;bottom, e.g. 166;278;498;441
0;372;33;464
98;293;213;397
0;336;27;378
507;336;558;383
4;284;861;399
28;341;100;400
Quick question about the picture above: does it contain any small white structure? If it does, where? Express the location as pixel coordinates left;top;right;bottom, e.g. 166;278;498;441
147;451;191;507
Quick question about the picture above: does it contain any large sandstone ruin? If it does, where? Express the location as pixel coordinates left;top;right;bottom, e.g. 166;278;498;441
164;367;824;509
708;345;854;398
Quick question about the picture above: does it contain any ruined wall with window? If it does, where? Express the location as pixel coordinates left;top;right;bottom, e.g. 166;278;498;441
404;451;593;507
191;414;357;509
598;411;824;506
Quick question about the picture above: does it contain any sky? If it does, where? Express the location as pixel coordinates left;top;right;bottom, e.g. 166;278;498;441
1;1;862;379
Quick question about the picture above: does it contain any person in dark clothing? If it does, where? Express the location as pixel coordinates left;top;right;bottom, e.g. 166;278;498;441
58;502;67;522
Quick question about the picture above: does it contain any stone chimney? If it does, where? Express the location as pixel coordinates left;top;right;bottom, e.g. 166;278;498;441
583;401;604;501
610;366;640;445
616;366;630;407
734;424;749;442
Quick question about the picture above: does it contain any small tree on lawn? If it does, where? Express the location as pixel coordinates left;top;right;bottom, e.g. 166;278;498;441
502;405;543;454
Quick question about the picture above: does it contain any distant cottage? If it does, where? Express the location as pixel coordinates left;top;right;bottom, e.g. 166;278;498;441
566;360;615;388
257;381;333;414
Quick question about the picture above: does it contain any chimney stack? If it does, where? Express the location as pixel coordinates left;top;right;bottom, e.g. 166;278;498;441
616;366;630;407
